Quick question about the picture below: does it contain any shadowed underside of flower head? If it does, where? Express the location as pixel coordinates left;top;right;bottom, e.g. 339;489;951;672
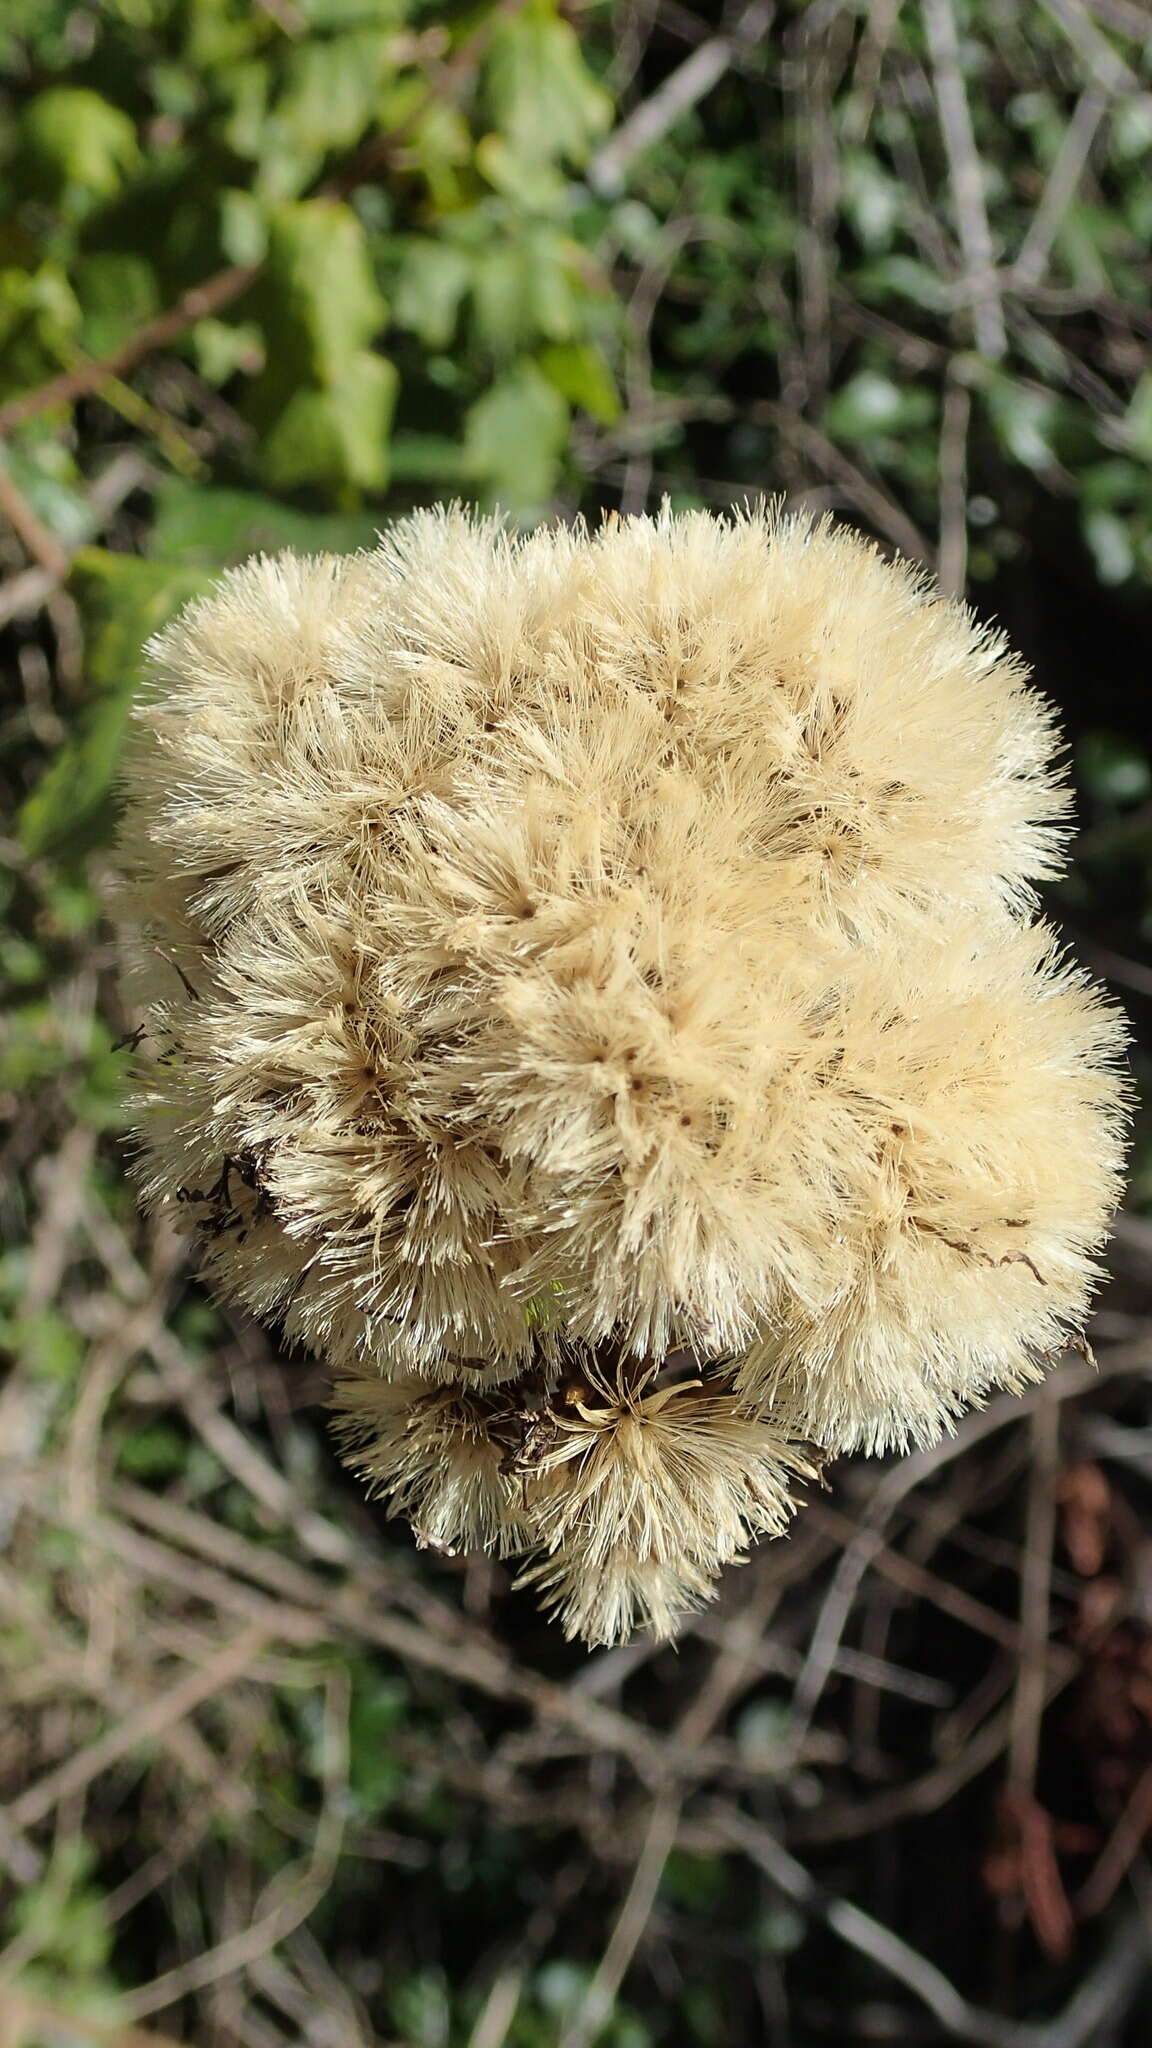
115;502;1130;1642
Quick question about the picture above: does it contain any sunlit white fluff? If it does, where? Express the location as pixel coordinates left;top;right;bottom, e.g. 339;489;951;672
115;502;1128;1641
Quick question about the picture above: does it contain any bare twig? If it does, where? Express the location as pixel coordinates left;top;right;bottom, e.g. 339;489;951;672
0;11;521;443
7;1624;268;1832
1008;1383;1061;1802
588;1;774;196
0;464;71;580
788;1355;1136;1746
0;450;156;628
466;1967;529;2048
0;267;258;437
921;0;1007;358
1012;85;1113;290
695;1810;1150;2047
1078;1763;1152;1917
557;1795;682;2048
784;416;934;561
1040;0;1142;93
120;1671;351;2019
936;368;971;595
0;1994;187;2048
790;1659;1077;1846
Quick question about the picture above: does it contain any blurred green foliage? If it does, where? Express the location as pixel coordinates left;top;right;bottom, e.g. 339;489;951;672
1;0;620;866
0;0;617;513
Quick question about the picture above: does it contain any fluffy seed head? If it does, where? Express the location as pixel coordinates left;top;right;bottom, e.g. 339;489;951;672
115;502;1129;1639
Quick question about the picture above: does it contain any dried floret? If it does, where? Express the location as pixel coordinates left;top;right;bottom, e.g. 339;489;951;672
331;1376;535;1556
331;1357;817;1643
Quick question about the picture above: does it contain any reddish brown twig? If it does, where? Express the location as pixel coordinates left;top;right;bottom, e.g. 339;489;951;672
0;267;259;437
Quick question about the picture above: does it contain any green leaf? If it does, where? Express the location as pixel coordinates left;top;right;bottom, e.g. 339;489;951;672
74;251;159;357
19;550;213;859
484;2;612;167
116;1423;192;1479
390;1971;451;2048
537;340;620;422
0;262;82;397
825;370;906;440
463;359;569;510
1120;373;1152;463
388;434;468;482
297;0;400;25
1078;730;1151;807
393;239;472;350
150;480;380;561
1;439;93;551
276;28;395;158
21;87;141;204
1083;507;1135;587
190;316;265;384
219;186;269;266
475;131;567;209
841;149;902;252
980;374;1062;473
470;240;538;356
10;1838;112;1978
256;198;389;389
0;1003;74;1090
10;1310;85;1385
260;350;397;490
469;223;585;356
347;1667;408;1813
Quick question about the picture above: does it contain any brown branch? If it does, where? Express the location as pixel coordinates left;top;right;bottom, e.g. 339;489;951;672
120;1671;350;2020
0;1995;186;2048
696;1809;1150;2048
0;266;259;437
0;463;72;578
8;1624;268;1832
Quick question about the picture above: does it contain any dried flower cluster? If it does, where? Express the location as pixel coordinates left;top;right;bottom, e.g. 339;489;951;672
116;505;1129;1643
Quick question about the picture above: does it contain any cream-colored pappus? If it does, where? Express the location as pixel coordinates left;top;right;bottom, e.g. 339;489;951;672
115;503;1130;1644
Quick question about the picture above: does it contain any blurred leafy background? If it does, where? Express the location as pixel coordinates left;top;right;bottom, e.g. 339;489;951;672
4;1;1152;2043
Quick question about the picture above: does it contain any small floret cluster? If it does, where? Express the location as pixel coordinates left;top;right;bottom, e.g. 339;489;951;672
116;505;1128;1643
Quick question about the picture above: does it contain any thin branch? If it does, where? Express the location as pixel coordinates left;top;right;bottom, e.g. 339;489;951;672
787;1353;1139;1746
1008;1383;1060;1801
936;368;971;595
1012;85;1113;290
0;1995;186;2048
0;267;258;437
466;1967;528;2048
120;1672;351;2020
588;0;774;196
0;10;521;439
696;1810;1150;2048
1078;1763;1152;1917
7;1624;268;1832
557;1795;682;2048
784;415;934;561
1040;0;1142;93
921;0;1008;358
0;464;71;579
